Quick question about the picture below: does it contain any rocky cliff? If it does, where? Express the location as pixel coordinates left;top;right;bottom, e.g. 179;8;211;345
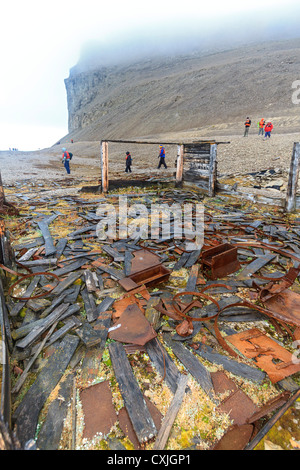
64;38;300;142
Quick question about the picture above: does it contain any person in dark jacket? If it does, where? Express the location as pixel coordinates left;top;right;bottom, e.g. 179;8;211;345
244;117;251;137
158;145;167;168
125;151;132;172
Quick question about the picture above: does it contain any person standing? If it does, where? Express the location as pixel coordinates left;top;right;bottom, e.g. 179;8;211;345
158;145;167;169
264;122;273;139
62;147;72;174
258;118;265;136
244;117;251;137
125;151;132;172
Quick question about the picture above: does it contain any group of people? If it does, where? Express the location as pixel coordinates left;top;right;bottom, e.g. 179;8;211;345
60;144;168;175
124;145;167;173
244;117;274;139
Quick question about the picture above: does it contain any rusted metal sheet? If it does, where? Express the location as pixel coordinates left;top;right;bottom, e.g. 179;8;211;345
227;328;300;383
201;243;240;279
80;381;118;440
211;424;254;450
212;371;258;425
263;289;300;327
108;303;157;346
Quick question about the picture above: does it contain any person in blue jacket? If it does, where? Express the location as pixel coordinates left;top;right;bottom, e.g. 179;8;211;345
158;145;167;169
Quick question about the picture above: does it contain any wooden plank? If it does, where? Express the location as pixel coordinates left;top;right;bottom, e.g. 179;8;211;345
285;142;300;212
191;343;266;383
51;258;89;276
175;144;184;185
183;264;199;303
101;140;109;193
80;287;97;322
14;334;79;447
124;250;132;276
9;276;40;317
16;303;70;349
163;333;215;400
37;216;57;257
36;373;74;450
236;253;277;280
109;341;157;443
145;338;182;394
152;374;189;450
208;143;217;197
79;311;112;385
51;271;82;296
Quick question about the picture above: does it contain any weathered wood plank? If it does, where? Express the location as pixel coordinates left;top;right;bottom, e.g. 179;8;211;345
36;373;74;450
236;254;277;280
163;333;214;400
51;271;82;296
109;341;157;444
285;142;300;212
79;311;112;385
16;303;70;349
101;140;109;193
14;334;79;447
153;374;189;450
191;343;266;383
175;144;184;185
145;338;182;394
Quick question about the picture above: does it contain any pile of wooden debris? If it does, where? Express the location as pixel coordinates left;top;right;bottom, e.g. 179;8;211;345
0;180;300;451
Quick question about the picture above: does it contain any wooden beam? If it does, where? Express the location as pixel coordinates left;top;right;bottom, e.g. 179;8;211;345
285;142;300;213
208;143;217;197
175;144;184;185
101;140;109;193
109;341;157;444
152;373;189;450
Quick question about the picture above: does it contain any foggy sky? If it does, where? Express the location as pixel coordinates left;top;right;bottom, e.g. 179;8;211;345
1;0;300;151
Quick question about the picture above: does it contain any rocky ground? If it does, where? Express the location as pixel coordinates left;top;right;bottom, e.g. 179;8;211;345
1;131;299;193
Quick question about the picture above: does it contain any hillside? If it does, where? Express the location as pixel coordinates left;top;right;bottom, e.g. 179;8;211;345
63;38;300;144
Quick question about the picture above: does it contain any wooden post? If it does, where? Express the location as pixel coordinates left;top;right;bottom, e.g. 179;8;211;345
100;140;109;193
175;144;184;186
208;143;217;197
285;142;300;213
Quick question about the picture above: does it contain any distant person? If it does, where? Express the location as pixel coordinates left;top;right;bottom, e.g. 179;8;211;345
71;139;73;143
244;117;251;137
125;151;132;173
257;118;265;136
158;145;167;169
62;147;72;174
264;122;273;139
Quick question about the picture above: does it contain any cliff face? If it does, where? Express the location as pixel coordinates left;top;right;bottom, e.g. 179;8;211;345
64;70;107;131
64;38;300;141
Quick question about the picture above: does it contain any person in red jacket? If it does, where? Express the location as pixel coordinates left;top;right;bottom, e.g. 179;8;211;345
264;122;273;139
62;147;72;174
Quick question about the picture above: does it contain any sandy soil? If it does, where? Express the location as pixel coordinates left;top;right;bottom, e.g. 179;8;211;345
1;132;299;202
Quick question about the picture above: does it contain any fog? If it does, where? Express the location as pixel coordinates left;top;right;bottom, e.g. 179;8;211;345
1;0;300;151
74;6;300;73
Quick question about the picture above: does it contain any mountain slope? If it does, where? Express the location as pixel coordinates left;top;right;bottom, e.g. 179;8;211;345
63;38;300;142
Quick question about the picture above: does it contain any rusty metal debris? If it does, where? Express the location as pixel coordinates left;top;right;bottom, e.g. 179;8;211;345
108;303;157;346
201;243;241;279
121;249;171;288
227;328;300;383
